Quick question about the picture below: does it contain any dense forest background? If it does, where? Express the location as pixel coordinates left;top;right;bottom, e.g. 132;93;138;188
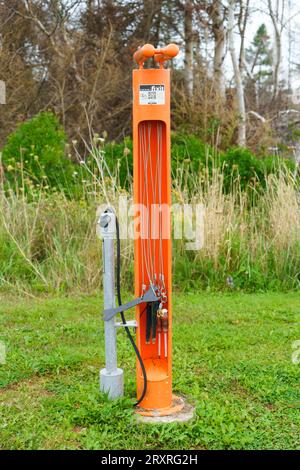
1;0;300;157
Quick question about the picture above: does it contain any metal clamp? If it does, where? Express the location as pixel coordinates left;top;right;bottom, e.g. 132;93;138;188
115;320;138;328
98;209;116;240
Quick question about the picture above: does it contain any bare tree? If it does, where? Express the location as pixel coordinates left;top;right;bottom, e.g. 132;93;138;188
267;0;285;100
228;0;246;146
210;0;226;101
184;0;194;99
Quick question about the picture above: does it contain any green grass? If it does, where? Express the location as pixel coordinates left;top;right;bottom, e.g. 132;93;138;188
0;292;300;450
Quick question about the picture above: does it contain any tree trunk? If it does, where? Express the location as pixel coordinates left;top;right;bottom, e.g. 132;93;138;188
272;24;282;99
184;0;194;99
268;0;282;100
212;0;226;101
228;0;246;147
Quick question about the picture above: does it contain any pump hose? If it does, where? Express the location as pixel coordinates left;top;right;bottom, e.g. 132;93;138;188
115;215;148;407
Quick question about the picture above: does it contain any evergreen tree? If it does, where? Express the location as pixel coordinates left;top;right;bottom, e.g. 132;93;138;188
246;23;273;91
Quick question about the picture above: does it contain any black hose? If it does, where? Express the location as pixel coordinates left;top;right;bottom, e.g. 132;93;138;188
115;215;147;407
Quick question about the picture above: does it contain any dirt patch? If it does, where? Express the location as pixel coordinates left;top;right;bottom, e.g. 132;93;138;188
230;378;252;399
72;426;86;434
0;374;55;398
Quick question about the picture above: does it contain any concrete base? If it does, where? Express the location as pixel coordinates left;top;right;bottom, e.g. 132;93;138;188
100;367;124;399
136;396;195;424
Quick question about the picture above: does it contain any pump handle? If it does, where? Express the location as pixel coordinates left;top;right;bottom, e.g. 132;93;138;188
134;43;179;67
133;44;155;66
154;44;179;64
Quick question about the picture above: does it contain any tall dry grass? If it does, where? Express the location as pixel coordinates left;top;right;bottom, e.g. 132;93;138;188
0;150;299;296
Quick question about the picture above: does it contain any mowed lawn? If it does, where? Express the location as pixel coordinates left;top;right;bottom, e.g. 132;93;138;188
0;292;300;450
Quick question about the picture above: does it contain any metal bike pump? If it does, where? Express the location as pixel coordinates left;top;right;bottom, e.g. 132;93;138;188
99;209;124;399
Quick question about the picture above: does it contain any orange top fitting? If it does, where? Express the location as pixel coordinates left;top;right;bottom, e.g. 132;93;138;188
134;43;179;68
133;44;155;67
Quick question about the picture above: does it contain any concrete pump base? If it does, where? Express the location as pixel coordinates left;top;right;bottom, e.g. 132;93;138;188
136;396;195;424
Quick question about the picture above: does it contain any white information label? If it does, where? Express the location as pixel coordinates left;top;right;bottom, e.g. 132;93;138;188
139;84;165;105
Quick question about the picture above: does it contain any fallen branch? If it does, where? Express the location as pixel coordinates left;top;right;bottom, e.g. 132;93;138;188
247;110;266;123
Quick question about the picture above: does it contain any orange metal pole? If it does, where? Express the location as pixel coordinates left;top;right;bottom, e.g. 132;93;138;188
132;44;180;416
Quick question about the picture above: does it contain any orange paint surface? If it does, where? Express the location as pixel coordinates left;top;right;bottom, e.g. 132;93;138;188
132;45;178;413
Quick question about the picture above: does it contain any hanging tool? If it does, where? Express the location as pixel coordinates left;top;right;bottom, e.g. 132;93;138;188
157;316;162;358
145;300;161;345
151;300;160;344
146;302;152;344
161;309;168;358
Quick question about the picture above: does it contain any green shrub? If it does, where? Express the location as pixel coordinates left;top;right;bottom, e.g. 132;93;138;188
261;154;295;175
1;112;75;192
102;133;211;188
102;134;296;193
171;133;209;172
221;147;264;190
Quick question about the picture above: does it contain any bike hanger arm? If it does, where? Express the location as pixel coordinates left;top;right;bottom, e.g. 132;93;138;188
103;286;158;321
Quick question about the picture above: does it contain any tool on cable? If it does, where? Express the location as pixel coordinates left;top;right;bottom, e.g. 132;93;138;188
146;302;152;344
151;301;160;344
157;315;162;358
161;309;169;358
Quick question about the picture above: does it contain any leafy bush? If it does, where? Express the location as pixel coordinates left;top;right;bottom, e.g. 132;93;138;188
102;133;210;188
261;154;295;175
171;132;209;172
103;134;296;192
1;112;75;192
3;114;295;199
221;147;264;191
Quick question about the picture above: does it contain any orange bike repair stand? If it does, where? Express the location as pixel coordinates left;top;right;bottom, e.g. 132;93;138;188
132;44;185;418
